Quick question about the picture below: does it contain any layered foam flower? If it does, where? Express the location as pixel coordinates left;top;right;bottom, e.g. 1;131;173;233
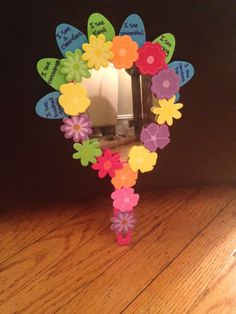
59;82;90;115
60;114;92;142
128;145;157;173
110;35;138;69
135;42;166;75
151;68;180;99
111;163;138;189
73;139;102;166
82;34;114;70
111;211;137;234
140;123;170;151
151;95;183;126
92;149;123;178
60;49;91;82
111;187;139;212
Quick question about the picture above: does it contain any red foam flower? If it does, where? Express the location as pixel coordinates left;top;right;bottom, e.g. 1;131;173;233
92;149;123;178
135;42;166;75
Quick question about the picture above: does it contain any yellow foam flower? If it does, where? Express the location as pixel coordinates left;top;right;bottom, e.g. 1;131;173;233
151;95;183;126
82;34;114;70
128;145;158;173
59;82;90;115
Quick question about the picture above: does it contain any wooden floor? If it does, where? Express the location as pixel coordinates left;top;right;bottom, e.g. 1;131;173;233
0;184;235;313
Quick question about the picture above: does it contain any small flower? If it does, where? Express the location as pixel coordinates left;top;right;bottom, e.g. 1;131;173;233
73;139;102;166
111;163;138;189
110;35;139;69
59;82;91;115
151;68;180;99
151;95;183;126
60;114;92;142
60;49;91;83
140;123;170;152
111;187;139;212
128;145;158;173
92;149;123;178
111;211;137;234
135;42;166;75
82;34;114;70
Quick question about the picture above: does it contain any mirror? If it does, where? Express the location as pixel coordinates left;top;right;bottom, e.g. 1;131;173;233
83;64;154;160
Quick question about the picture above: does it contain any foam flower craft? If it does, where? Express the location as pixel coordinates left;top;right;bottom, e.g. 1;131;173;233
152;95;183;126
92;149;123;178
111;211;137;234
60;49;91;82
151;68;180;99
110;35;139;69
128;145;158;173
59;82;91;115
135;42;166;75
111;187;139;212
60;114;92;142
140;123;170;152
82;34;114;70
111;163;138;189
73;139;102;166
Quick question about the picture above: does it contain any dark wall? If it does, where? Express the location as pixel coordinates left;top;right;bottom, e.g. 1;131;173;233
2;0;236;206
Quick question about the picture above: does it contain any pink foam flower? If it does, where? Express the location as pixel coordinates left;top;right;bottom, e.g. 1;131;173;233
111;187;139;212
60;114;92;142
135;42;166;75
92;149;123;178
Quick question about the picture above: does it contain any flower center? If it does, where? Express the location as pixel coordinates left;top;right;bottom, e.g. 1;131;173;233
146;56;155;64
73;63;80;70
73;124;80;131
121;175;126;180
103;160;112;170
119;48;127;57
95;50;102;57
151;135;157;141
121;219;128;225
124;197;129;203
163;80;170;88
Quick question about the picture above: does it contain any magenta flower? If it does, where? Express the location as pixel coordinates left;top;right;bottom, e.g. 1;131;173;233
111;211;137;234
60;114;92;142
111;187;139;212
140;123;170;151
151;68;180;99
92;149;123;178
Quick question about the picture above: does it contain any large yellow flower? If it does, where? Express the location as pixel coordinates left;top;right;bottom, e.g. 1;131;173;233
151;95;183;126
82;34;114;70
128;145;158;173
59;82;90;115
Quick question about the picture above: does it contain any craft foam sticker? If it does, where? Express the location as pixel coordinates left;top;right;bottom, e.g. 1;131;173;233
153;33;175;63
37;58;66;90
56;23;88;56
87;13;115;41
119;14;146;47
168;61;195;87
35;92;67;119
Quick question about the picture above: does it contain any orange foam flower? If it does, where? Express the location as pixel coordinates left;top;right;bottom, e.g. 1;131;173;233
110;35;138;69
111;163;138;189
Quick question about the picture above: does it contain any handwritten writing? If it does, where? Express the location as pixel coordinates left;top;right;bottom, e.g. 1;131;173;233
48;60;60;85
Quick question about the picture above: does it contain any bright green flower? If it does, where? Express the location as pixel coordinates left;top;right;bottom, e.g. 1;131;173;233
60;49;91;82
72;139;102;166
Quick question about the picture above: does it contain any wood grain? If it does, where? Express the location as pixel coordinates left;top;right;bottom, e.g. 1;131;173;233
0;185;235;314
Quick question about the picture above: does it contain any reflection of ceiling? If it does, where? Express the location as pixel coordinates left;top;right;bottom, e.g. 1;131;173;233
82;64;133;127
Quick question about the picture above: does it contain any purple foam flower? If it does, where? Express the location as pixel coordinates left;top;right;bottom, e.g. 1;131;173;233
111;211;137;234
140;123;170;151
151;68;180;99
60;114;92;142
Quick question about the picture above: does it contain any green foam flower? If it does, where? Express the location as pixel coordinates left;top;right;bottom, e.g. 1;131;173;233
60;49;91;82
73;139;102;166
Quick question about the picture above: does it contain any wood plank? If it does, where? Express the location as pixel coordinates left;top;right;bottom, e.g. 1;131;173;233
0;188;194;313
0;187;197;313
191;254;236;314
55;185;235;313
0;200;88;264
124;199;236;314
